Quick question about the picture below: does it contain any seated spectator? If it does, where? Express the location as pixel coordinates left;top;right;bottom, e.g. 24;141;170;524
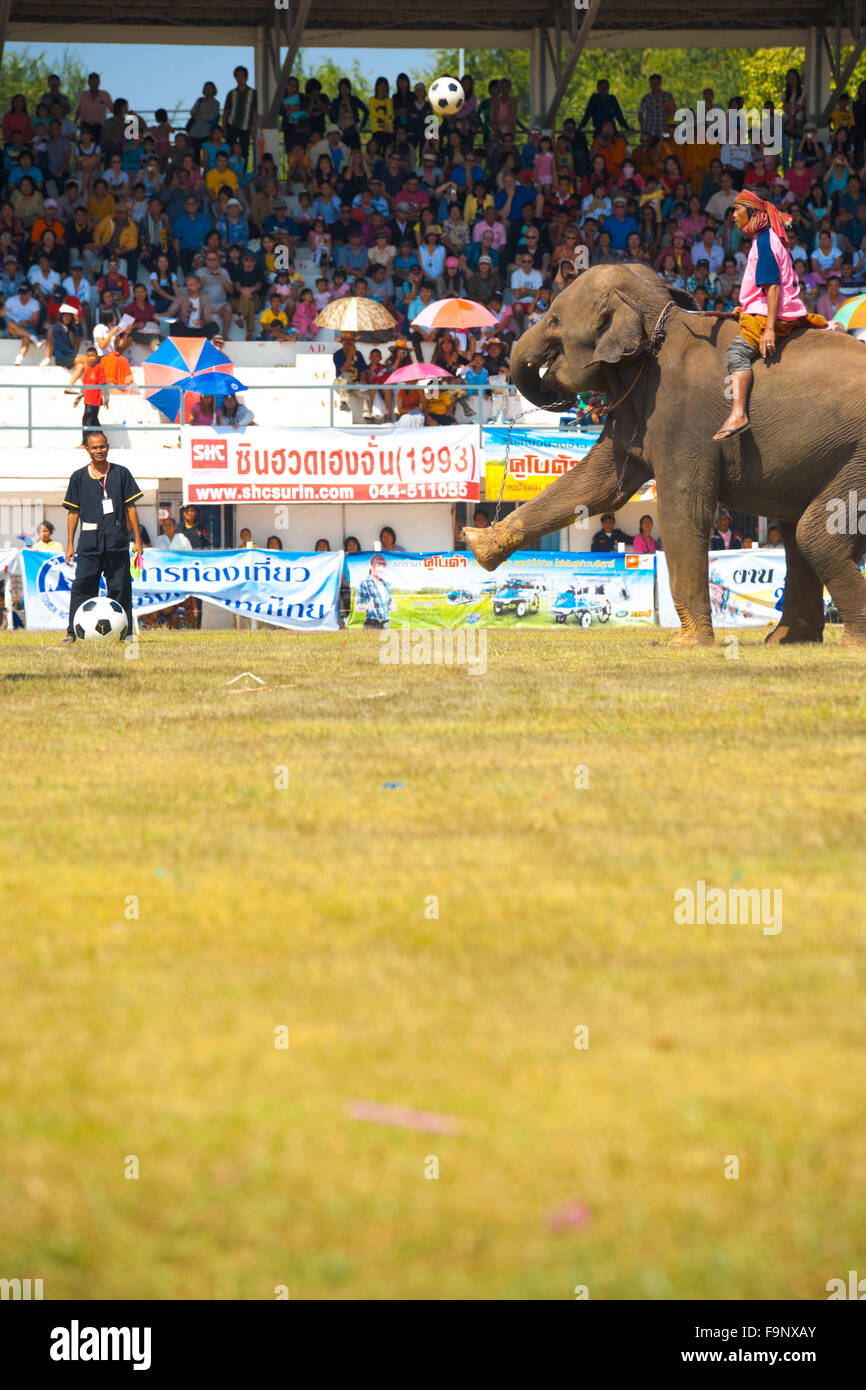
709;511;743;550
149;253;180;315
154;515;193;550
335;228;368;273
816;273;845;320
216;198;250;248
50;304;84;373
485;292;514;343
28;252;61;308
215;394;254;429
459;350;489;390
32;519;64;554
6;282;48;364
11;175;45;230
333;331;367;381
258;289;292;341
812;229;842;275
379;525;405;552
510;249;543;331
465;254;502;305
118;282;160;343
435;256;466;299
633;514;661;553
188;395;216;426
590;512;633;552
484;336;510;375
229;249;263;338
166;273;220;339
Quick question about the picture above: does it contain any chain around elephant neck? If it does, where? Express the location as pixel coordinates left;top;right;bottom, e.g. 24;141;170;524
604;300;677;417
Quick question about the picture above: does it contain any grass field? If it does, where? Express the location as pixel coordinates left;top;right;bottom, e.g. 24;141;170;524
1;625;864;1301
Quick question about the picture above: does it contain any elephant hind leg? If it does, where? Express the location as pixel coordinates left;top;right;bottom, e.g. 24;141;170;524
794;474;866;645
464;432;649;571
765;521;825;644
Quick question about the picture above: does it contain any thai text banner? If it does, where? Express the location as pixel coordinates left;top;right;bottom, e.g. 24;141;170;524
182;426;480;504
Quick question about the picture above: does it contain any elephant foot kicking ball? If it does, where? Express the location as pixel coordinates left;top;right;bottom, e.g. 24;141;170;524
463;264;866;648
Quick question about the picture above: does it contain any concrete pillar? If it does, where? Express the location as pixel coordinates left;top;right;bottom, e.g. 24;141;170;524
529;26;558;129
254;24;280;165
804;26;833;129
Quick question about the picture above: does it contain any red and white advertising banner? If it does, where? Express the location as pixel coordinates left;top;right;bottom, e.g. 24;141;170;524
181;426;480;505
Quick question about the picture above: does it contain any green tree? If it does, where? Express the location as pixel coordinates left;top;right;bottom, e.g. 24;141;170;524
0;46;89;118
295;51;372;105
429;44;814;128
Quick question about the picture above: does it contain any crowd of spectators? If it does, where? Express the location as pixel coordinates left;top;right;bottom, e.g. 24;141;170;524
0;62;859;401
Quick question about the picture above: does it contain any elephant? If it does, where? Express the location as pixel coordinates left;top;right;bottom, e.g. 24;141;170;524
463;263;866;645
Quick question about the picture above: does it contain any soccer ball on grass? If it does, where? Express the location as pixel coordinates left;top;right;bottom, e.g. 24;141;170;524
73;596;128;642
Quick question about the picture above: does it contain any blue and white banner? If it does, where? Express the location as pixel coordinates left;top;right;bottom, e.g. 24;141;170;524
656;549;787;629
18;548;342;631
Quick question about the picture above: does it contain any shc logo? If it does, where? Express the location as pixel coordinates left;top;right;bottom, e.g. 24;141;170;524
191;439;228;468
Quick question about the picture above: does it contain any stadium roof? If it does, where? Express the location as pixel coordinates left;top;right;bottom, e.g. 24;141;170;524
2;0;846;35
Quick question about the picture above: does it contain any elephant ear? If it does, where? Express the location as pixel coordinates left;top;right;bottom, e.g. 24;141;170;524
591;288;647;366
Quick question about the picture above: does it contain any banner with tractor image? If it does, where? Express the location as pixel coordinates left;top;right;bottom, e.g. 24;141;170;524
345;550;656;629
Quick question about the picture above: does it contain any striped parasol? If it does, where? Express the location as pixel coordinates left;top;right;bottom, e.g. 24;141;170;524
831;294;866;330
142;336;246;422
411;297;497;330
315;296;396;332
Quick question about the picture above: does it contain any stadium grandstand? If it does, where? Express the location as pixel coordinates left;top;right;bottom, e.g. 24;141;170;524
0;0;863;622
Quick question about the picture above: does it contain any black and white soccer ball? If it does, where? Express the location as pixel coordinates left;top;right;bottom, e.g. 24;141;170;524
429;77;465;117
73;596;128;642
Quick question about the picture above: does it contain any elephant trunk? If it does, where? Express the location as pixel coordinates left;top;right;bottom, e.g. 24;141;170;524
510;320;575;411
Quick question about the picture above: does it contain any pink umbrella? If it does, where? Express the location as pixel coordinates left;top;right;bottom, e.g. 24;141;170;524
411;297;497;330
385;362;453;384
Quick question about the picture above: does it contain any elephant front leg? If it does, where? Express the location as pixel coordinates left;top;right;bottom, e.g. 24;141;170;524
658;486;717;646
463;431;649;571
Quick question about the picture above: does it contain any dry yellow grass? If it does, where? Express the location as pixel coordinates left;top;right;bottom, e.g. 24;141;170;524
0;625;864;1299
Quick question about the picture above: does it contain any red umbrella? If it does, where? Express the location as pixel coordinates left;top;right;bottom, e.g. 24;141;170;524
385;362;453;384
411;297;497;330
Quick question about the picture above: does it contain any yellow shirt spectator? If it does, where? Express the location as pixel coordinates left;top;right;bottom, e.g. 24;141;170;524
206;165;239;198
369;97;394;133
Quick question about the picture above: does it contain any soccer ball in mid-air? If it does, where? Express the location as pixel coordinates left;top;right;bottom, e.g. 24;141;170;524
429;77;465;116
73;596;128;641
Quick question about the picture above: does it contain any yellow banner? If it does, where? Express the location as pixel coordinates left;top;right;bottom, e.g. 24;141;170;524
484;463;560;502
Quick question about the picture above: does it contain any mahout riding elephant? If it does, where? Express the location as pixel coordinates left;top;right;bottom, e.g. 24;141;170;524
463;264;866;645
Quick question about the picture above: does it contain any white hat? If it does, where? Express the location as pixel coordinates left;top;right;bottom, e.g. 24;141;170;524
58;302;79;316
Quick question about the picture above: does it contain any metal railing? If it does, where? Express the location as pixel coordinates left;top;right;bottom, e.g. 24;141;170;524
0;380;546;448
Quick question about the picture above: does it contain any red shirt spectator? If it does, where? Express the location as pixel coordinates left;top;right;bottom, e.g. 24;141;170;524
82;362;107;406
2;101;33;144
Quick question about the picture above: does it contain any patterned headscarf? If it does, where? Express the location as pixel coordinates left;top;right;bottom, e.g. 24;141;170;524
734;187;792;245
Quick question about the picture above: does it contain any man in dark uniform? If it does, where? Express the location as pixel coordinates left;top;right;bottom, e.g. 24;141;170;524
590;511;634;552
63;431;143;643
178;504;212;549
178;503;212;629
